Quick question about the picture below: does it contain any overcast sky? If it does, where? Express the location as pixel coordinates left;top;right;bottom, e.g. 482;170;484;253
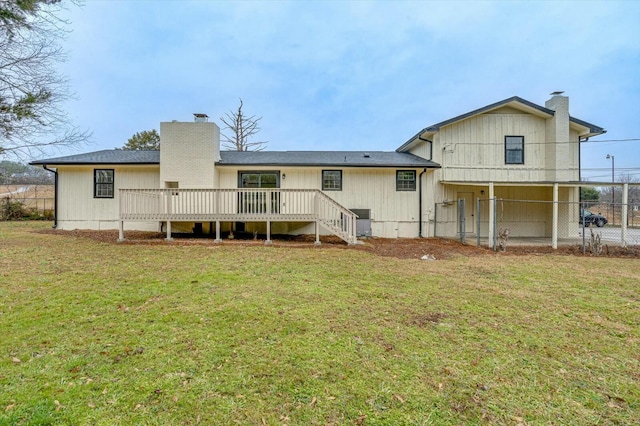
54;0;639;182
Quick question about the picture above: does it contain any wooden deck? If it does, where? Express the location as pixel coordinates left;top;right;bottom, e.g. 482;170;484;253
118;188;358;244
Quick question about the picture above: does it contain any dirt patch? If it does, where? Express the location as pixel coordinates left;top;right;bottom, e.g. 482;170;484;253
35;229;640;260
408;312;447;327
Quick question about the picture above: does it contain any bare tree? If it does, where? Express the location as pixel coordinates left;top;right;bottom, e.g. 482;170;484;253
0;0;89;160
219;99;267;151
618;173;640;206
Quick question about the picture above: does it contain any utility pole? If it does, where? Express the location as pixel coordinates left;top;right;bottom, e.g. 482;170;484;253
606;154;615;224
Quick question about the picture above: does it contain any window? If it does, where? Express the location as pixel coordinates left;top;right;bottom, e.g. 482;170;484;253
322;170;342;191
396;170;416;191
94;169;114;198
238;171;279;188
237;171;280;214
505;136;524;164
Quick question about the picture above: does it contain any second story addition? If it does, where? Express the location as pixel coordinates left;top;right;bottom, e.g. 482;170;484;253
396;94;605;184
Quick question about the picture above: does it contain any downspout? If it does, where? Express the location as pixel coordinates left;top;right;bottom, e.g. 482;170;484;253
42;165;58;228
419;168;427;237
578;136;585;216
578;136;586;182
416;135;433;238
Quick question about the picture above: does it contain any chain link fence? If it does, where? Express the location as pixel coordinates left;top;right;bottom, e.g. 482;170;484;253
0;185;54;220
435;197;639;249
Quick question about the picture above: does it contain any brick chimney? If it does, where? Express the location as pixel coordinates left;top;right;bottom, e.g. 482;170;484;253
160;116;221;188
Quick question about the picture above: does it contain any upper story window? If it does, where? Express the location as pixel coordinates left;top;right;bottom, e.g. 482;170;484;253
94;169;114;198
396;170;416;191
322;170;342;191
505;136;524;164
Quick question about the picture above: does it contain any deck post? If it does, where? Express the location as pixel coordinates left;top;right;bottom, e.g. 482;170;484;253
315;220;321;245
214;220;221;243
118;220;125;242
166;221;173;241
351;214;357;245
265;221;272;245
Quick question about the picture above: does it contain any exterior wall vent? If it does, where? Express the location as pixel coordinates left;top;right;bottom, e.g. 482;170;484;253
364;153;370;158
193;113;209;123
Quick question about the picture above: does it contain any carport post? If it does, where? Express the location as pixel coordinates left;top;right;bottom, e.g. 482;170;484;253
493;197;497;250
622;183;628;247
552;183;558;249
488;182;495;249
476;197;481;247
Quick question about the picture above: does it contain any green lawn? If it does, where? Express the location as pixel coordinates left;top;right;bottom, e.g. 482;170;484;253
1;222;638;425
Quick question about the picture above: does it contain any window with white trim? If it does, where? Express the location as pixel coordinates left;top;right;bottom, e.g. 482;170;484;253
396;170;416;191
322;170;342;191
94;169;114;198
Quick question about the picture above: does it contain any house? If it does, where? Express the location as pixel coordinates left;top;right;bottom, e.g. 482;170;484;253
30;94;606;246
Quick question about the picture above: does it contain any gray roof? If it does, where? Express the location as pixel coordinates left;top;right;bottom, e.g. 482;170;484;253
30;150;160;165
397;96;606;152
219;151;438;168
30;149;439;168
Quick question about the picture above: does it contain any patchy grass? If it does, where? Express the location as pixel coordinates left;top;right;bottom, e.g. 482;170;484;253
1;222;639;425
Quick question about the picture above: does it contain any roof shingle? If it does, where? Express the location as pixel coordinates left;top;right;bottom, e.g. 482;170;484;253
30;149;440;168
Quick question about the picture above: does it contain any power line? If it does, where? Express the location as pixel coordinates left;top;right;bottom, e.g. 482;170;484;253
581;138;640;143
582;167;640;172
436;138;640;148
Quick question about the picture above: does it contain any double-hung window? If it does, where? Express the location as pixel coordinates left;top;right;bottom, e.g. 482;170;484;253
505;136;524;164
396;170;416;191
94;169;114;198
322;170;342;191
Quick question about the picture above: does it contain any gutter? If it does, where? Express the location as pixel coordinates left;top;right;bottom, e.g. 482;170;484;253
42;165;58;228
418;136;434;160
419;168;427;237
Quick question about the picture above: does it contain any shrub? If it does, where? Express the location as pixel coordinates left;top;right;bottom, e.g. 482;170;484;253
1;197;52;221
1;197;28;220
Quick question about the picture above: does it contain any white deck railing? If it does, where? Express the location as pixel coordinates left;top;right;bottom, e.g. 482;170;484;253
119;188;358;244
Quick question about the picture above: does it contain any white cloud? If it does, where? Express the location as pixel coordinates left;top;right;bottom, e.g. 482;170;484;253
49;0;640;173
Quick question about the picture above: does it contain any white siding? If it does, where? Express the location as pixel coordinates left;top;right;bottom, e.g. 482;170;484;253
217;166;436;237
437;113;549;182
408;141;432;160
57;165;160;230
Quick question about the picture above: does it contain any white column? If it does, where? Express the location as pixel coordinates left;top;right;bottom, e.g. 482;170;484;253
351;215;357;245
315;221;321;245
622;183;628;247
488;182;495;249
552;183;558;249
166;221;173;241
214;220;221;243
265;221;272;245
118;221;125;242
